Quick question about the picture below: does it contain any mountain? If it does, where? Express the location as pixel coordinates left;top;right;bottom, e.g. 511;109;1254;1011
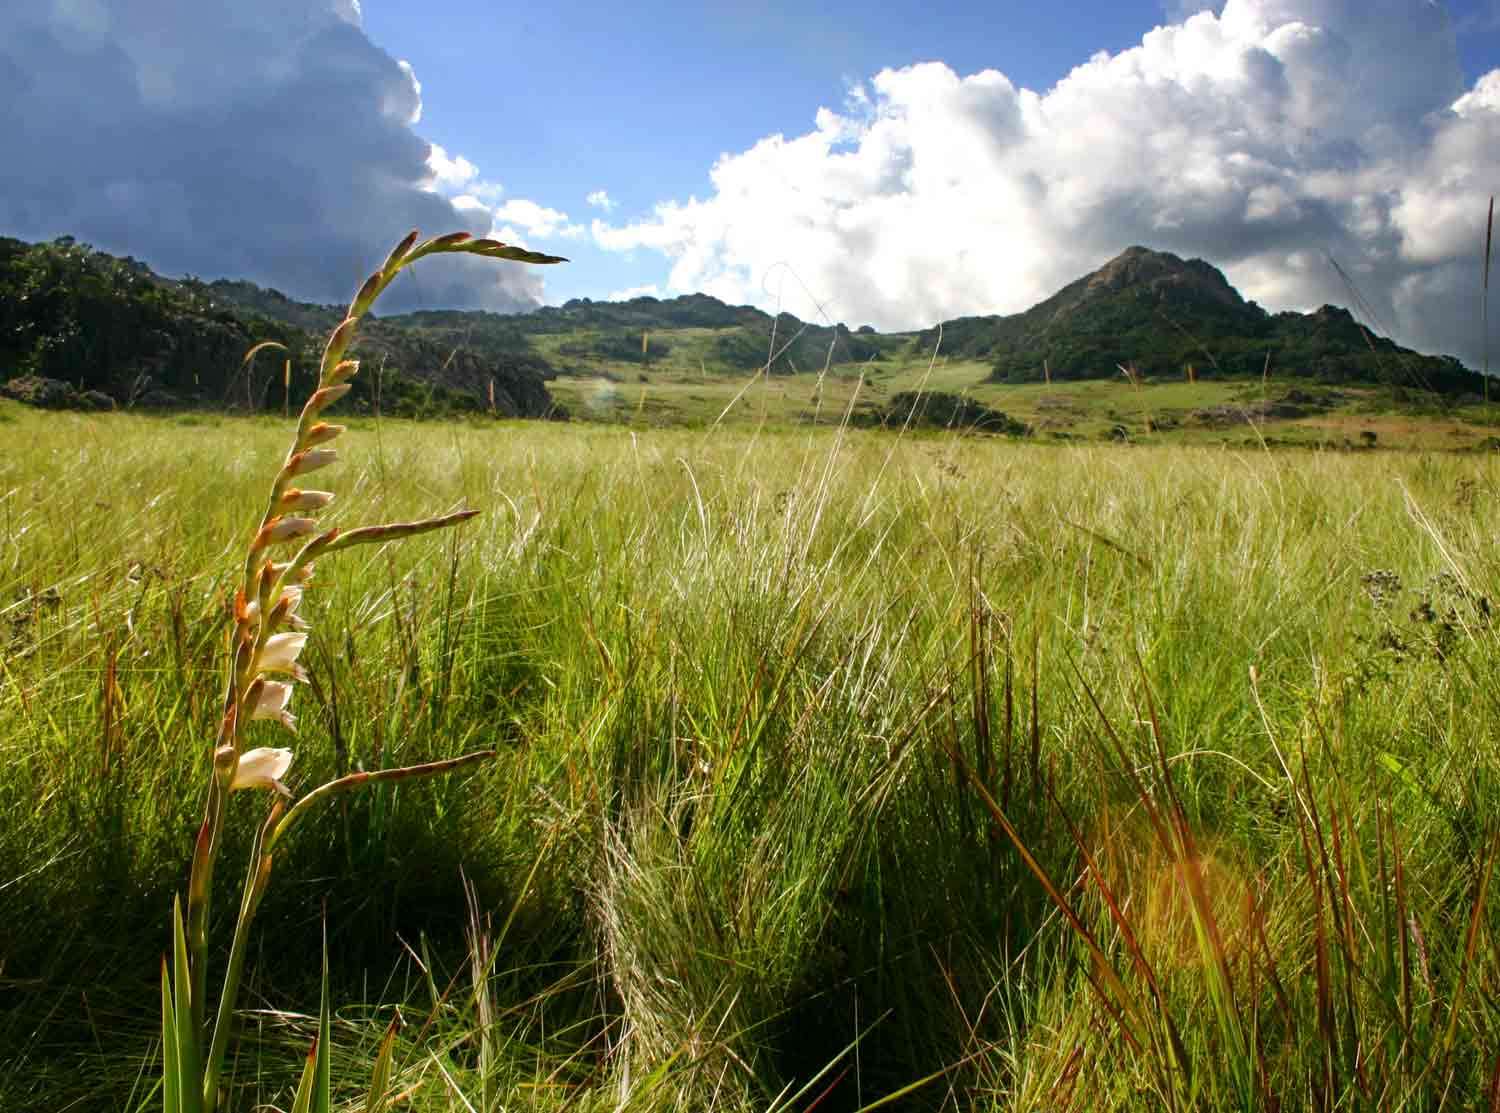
2;236;1486;419
911;246;1484;395
0;236;562;418
0;235;901;417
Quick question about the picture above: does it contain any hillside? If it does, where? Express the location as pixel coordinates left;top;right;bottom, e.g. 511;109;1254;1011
0;237;561;418
911;246;1485;395
1;236;1489;430
0;234;900;417
203;276;901;377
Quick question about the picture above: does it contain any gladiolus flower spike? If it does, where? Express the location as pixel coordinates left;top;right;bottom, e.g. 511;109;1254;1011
172;228;561;1113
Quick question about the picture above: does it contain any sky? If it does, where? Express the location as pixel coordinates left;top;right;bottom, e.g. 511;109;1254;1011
4;1;1500;363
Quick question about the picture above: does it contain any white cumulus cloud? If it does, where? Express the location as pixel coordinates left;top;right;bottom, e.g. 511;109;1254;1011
491;199;579;240
587;189;618;212
592;0;1496;364
426;143;479;191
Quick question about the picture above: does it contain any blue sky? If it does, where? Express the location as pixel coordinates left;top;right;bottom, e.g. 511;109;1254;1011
360;1;1218;241
365;0;1500;313
4;1;1500;361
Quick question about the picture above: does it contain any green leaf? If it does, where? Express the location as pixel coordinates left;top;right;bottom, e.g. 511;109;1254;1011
171;896;203;1113
364;1015;400;1113
160;959;180;1113
289;1039;318;1113
314;927;332;1113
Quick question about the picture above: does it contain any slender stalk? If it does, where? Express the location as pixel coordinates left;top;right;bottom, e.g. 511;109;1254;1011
266;750;497;856
184;781;225;1039
202;802;281;1113
184;693;239;1042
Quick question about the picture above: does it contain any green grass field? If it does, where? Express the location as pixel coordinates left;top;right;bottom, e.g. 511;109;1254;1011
542;345;1500;453
4;397;1500;1111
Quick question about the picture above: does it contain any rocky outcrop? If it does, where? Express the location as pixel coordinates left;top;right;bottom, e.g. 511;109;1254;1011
1;375;116;410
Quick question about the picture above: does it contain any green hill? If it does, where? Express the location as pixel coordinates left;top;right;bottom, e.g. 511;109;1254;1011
1;236;1488;424
910;245;1484;396
0;236;561;418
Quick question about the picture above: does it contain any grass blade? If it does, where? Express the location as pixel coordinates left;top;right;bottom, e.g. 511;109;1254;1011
365;1014;400;1113
171;897;202;1113
160;958;180;1113
289;1039;318;1113
316;927;332;1113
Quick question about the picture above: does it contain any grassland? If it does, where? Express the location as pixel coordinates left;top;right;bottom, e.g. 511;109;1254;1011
4;397;1500;1111
537;338;1500;453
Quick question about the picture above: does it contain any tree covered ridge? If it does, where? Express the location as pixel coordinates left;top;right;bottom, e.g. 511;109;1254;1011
0;236;563;418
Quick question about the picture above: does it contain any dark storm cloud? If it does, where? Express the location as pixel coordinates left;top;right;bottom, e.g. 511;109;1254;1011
0;0;543;311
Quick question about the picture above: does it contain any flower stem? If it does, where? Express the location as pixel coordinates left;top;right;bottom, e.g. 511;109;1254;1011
185;698;237;1040
266;750;496;856
202;802;282;1113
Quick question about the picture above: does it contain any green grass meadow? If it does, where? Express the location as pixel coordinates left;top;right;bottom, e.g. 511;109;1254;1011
545;346;1500;454
4;398;1500;1110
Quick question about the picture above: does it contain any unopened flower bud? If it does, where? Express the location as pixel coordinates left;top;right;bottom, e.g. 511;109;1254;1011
285;448;338;477
255;516;319;548
279;488;335;511
302;423;344;448
268;560;316;586
306;384;351;414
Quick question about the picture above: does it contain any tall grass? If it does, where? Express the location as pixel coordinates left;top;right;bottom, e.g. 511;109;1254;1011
1;403;1498;1109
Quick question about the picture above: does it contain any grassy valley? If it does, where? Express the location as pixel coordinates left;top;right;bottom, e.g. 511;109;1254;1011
5;235;1500;1111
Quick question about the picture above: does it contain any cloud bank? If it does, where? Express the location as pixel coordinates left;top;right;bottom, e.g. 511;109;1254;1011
0;0;546;311
593;0;1499;364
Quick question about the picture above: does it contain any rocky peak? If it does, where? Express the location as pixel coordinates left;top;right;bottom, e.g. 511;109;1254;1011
1083;246;1243;310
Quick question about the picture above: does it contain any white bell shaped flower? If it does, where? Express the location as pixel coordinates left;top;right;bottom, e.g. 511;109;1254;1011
231;747;294;796
249;679;297;732
259;632;309;680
